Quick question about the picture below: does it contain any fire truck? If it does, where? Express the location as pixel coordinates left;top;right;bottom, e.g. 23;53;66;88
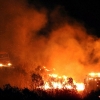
84;73;100;93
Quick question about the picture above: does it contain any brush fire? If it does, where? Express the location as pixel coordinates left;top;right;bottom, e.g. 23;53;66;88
0;56;100;94
1;0;100;97
31;66;100;93
41;73;85;92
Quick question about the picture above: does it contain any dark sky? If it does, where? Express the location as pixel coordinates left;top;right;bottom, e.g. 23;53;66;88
28;0;100;37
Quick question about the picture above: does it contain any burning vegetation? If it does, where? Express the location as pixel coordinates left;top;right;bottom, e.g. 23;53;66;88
0;1;100;98
32;66;85;92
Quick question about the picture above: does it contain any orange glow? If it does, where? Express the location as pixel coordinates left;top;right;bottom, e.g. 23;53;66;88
89;72;100;77
1;0;100;91
75;83;85;91
43;82;50;90
49;74;58;78
38;71;85;92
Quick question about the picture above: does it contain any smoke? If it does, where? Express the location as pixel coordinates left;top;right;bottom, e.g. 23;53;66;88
0;0;100;88
0;0;47;88
0;0;47;67
45;24;99;82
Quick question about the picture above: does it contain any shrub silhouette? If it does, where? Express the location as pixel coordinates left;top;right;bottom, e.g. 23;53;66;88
1;84;100;100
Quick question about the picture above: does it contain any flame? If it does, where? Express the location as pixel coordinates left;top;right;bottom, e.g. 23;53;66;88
43;82;50;90
75;83;85;91
38;70;85;92
49;74;58;78
89;72;100;77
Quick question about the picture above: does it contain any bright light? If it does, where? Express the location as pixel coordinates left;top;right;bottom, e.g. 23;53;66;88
0;64;3;67
97;73;100;77
89;72;100;77
39;73;83;91
62;75;67;79
43;82;50;90
66;85;73;89
36;67;85;92
89;72;95;76
76;83;85;91
49;74;58;78
8;63;12;66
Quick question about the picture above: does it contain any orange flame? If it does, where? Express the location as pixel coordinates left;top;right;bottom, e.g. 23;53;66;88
89;72;100;77
75;83;85;91
39;71;85;92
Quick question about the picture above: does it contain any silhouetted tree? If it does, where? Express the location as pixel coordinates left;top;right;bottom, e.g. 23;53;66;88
31;73;44;89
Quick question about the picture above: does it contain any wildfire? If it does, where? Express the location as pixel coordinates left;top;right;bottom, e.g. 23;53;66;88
75;83;85;91
40;73;85;92
35;66;85;92
89;72;100;77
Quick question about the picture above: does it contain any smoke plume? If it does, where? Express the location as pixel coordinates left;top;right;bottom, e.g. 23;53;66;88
0;0;47;88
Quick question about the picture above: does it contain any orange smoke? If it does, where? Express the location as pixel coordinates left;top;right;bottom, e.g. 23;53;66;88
0;0;47;88
0;0;100;89
45;24;100;82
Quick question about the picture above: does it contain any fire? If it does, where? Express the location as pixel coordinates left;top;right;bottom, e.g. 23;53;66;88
49;74;58;78
89;72;100;77
43;82;50;90
75;83;85;91
35;66;85;92
39;72;85;92
51;82;63;89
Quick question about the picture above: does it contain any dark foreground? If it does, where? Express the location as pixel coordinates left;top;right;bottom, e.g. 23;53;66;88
0;84;100;100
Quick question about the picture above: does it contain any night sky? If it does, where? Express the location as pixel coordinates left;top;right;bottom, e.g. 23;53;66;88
28;0;100;37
